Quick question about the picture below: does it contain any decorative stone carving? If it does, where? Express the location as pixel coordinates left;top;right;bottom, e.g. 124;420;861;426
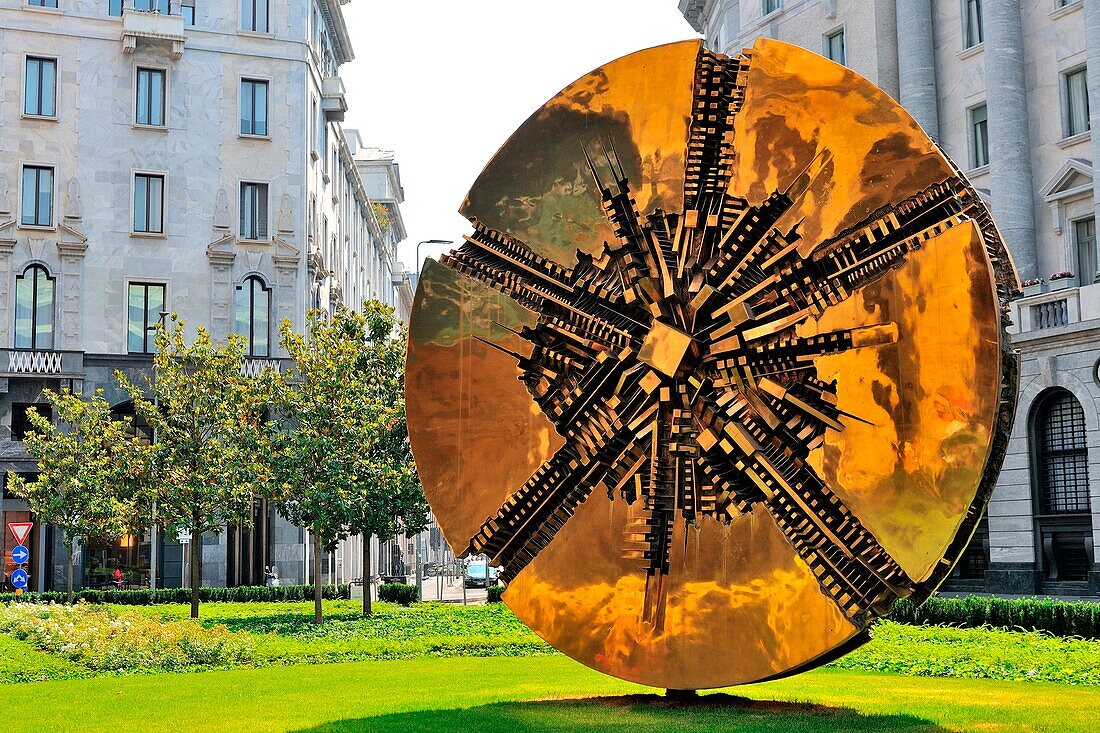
277;193;294;234
212;188;231;231
64;177;83;222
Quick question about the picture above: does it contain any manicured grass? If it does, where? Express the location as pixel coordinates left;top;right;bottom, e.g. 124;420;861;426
4;655;1100;733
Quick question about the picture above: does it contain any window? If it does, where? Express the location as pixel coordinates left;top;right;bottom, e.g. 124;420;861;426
1065;67;1090;138
964;0;983;48
240;79;269;136
26;0;59;8
970;104;989;168
20;165;54;228
1076;217;1097;286
14;265;55;350
240;182;269;240
133;173;165;234
311;98;319;160
127;282;166;354
133;0;169;11
241;0;269;33
763;0;780;15
12;404;53;443
1036;391;1090;514
180;0;195;25
135;67;166;127
825;29;845;65
24;57;57;118
109;0;122;16
235;276;270;357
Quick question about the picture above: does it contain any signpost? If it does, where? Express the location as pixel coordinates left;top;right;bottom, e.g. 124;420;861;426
7;522;32;595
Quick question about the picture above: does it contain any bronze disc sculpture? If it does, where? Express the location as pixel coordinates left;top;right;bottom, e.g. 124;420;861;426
406;38;1019;690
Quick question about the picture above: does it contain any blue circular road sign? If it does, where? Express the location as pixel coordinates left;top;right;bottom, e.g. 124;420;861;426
10;545;29;565
10;568;28;590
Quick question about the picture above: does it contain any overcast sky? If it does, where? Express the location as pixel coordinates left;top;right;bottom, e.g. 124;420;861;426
341;1;699;272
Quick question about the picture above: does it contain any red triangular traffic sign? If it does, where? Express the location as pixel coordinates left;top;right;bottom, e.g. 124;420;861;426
7;522;32;545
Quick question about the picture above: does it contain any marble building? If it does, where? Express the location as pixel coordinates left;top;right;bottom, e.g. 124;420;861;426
680;0;1100;596
0;0;412;592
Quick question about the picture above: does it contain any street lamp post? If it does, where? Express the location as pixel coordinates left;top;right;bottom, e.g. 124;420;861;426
415;239;451;277
146;310;169;591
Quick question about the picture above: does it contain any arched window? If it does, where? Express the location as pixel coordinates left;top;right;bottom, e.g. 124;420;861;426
234;276;270;357
1035;391;1090;514
14;265;54;350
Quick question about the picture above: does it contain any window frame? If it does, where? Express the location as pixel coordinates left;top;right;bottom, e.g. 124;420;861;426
240;0;272;34
25;0;59;9
1031;389;1092;516
108;0;123;16
762;0;781;17
1074;216;1097;287
131;171;167;236
238;180;271;242
19;163;56;230
134;65;169;129
13;264;56;351
963;0;984;50
1062;66;1091;139
234;275;272;357
126;281;168;355
968;103;990;170
823;27;846;66
239;77;271;138
23;54;58;120
180;0;196;25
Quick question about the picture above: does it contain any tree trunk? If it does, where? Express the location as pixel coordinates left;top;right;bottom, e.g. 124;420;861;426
313;531;323;625
362;535;372;617
190;516;202;620
65;537;74;605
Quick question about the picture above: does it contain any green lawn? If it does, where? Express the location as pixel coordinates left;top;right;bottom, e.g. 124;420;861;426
4;655;1099;733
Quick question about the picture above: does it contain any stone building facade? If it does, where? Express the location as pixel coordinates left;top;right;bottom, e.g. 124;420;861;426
680;0;1100;596
0;0;411;593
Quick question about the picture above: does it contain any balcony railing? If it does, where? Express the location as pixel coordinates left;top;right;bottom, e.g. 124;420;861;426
1031;299;1069;330
1;350;84;378
241;357;290;378
121;7;186;59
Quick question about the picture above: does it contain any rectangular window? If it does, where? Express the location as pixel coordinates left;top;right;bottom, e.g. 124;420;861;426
133;0;169;11
970;104;989;168
240;182;269;240
109;0;123;16
240;79;269;136
825;30;845;65
1076;217;1097;286
180;0;195;25
133;173;165;234
12;404;52;443
965;0;984;48
27;0;59;7
135;67;166;127
24;57;57;118
1065;67;1091;137
20;166;54;228
763;0;780;15
127;282;166;354
242;0;269;33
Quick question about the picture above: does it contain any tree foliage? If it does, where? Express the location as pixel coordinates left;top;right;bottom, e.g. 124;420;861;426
116;318;270;618
5;389;151;602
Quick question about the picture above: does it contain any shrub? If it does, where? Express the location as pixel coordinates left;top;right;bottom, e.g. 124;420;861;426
0;584;350;606
378;583;418;606
0;603;253;672
892;595;1100;639
486;585;505;603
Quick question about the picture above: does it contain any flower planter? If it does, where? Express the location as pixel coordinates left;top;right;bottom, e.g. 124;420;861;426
1049;279;1071;292
1022;283;1044;297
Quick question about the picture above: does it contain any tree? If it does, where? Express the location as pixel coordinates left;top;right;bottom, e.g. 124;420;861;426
267;302;427;623
117;318;270;619
344;304;428;616
6;389;151;603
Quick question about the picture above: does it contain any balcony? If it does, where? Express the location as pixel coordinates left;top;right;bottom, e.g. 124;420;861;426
1009;281;1100;338
321;76;348;122
121;9;186;59
1;349;84;379
241;357;291;378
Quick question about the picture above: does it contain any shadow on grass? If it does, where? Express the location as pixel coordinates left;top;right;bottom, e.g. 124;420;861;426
291;694;950;732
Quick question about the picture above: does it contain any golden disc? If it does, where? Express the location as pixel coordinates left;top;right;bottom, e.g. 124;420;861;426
406;38;1018;689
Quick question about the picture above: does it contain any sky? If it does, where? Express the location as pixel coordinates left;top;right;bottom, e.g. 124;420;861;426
340;1;699;272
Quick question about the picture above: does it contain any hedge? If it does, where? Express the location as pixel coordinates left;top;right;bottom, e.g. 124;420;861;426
0;584;350;606
892;595;1100;639
378;583;418;606
486;585;505;603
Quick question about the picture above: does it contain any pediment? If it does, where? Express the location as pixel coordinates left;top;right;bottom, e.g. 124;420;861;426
1041;158;1093;201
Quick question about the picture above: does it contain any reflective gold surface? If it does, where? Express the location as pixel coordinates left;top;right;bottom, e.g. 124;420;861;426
407;38;1018;690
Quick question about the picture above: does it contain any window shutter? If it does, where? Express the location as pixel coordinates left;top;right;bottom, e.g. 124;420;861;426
240;184;248;237
258;185;269;239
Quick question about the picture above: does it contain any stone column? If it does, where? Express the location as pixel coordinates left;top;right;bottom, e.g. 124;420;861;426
56;241;87;351
895;0;939;139
207;251;236;341
1085;0;1100;234
984;0;1038;281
